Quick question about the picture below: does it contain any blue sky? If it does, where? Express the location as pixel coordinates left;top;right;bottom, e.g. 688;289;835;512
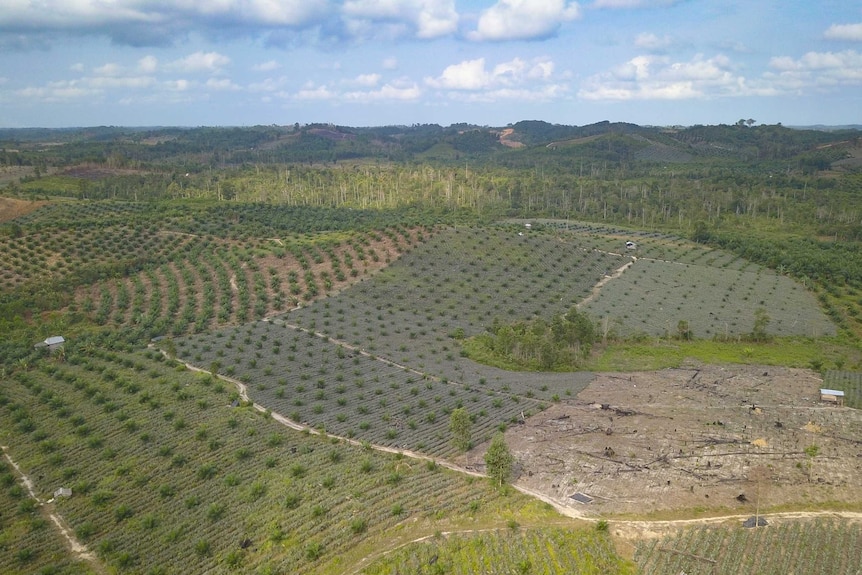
1;0;860;128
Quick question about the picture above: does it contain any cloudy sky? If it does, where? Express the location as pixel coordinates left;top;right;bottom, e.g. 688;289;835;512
1;0;860;127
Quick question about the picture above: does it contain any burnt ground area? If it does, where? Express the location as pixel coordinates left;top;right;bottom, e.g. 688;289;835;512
495;363;862;517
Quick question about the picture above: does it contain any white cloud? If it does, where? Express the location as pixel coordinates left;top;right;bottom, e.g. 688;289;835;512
0;0;328;29
206;78;241;91
16;80;102;102
87;76;156;89
248;76;288;92
770;50;862;72
253;60;281;72
425;56;557;90
168;51;230;73
635;32;672;51
165;79;192;91
824;23;862;41
426;58;491;90
382;57;398;70
137;55;158;73
767;50;862;89
294;84;336;101
0;1;330;47
342;0;458;39
469;0;580;41
344;83;422;101
593;0;681;7
579;53;759;101
353;73;382;87
93;63;124;76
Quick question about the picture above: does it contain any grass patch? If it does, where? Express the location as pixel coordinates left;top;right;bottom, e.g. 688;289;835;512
587;337;859;372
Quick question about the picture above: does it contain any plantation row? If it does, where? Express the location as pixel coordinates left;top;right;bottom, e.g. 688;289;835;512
635;519;862;575
68;226;420;339
0;224;197;294
583;257;835;339
178;319;549;457
14;199;469;240
0;458;92;575
0;346;534;575
361;526;634;574
822;370;862;409
284;226;610;398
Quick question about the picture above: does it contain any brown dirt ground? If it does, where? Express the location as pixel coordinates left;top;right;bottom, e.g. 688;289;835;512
494;362;862;518
0;196;48;222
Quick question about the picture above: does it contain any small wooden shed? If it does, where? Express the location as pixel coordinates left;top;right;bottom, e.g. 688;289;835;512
820;388;845;406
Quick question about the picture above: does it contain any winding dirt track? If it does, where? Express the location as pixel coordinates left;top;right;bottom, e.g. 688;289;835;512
173;349;862;535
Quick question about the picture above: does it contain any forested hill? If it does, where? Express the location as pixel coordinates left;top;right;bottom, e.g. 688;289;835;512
1;120;859;170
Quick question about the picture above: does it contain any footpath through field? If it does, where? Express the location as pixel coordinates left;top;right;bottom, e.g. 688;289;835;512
1;445;106;574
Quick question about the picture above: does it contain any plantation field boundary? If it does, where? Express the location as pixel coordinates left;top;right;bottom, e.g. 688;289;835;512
166;347;488;479
1;445;104;573
166;349;862;535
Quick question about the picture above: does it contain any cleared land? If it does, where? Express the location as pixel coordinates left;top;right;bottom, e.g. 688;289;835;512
501;363;862;518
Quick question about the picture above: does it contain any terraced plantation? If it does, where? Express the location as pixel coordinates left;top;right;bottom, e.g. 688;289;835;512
0;346;556;575
635;520;862;575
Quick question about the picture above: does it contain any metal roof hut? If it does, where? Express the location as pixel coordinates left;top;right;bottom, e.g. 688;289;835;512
820;388;845;406
54;487;72;499
35;335;65;352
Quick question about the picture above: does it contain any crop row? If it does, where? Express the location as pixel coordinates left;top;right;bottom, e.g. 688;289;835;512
68;227;418;339
361;526;634;574
284;226;613;399
0;347;525;574
0;224;196;293
178;319;549;457
583;257;835;338
0;458;93;575
822;370;862;408
635;520;862;575
528;219;754;270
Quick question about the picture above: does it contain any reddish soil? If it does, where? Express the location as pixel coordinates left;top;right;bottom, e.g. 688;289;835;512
493;363;862;518
498;128;525;149
72;227;427;331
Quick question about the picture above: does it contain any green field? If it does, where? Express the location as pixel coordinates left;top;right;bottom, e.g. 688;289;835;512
582;256;835;339
0;347;558;574
635;520;862;575
361;527;635;574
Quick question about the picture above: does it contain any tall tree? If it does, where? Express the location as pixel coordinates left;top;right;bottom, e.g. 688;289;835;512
484;433;515;488
449;407;472;466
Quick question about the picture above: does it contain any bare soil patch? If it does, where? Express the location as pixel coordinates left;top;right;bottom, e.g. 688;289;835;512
504;363;862;517
0;196;48;221
60;165;148;180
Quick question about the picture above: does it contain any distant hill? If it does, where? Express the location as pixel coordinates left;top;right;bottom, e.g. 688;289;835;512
0;120;859;171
